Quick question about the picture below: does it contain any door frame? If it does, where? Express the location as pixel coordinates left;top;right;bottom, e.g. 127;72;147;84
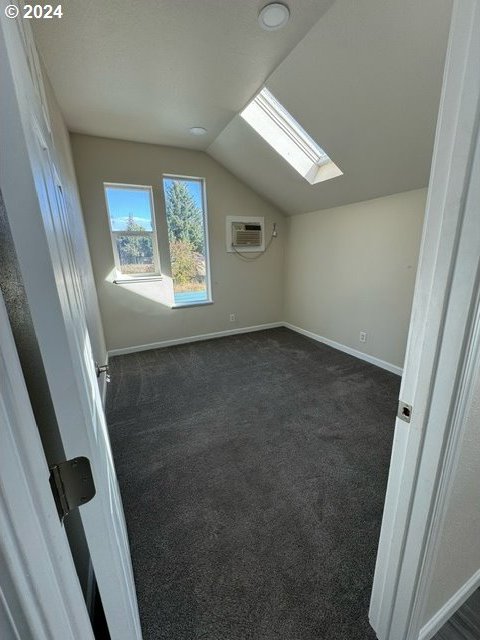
0;291;95;640
370;1;480;639
0;6;142;639
2;1;478;639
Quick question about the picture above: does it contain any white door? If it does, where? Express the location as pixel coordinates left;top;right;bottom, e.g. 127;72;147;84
370;1;480;639
0;9;142;640
0;291;95;640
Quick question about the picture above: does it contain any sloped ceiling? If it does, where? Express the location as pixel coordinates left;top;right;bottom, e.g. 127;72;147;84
32;0;333;149
33;0;452;215
209;0;453;214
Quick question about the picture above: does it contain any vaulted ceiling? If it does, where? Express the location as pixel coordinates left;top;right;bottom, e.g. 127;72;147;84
33;0;452;215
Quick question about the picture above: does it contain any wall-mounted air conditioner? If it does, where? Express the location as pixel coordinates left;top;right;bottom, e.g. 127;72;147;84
226;216;265;253
232;222;263;247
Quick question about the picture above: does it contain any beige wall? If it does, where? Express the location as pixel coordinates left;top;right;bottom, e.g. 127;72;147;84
284;189;426;369
71;134;286;352
423;367;480;623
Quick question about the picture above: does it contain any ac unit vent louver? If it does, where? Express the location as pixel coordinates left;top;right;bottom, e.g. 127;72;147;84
232;223;263;247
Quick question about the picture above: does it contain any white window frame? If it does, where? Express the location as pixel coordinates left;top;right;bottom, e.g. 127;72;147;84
104;183;161;282
162;174;212;307
240;87;343;185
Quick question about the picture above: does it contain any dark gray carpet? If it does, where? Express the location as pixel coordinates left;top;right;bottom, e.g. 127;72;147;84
106;327;399;640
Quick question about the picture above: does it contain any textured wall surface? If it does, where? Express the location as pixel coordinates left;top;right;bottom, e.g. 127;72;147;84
283;189;426;369
423;365;480;623
0;189;62;461
71;134;286;352
432;589;480;639
0;189;91;601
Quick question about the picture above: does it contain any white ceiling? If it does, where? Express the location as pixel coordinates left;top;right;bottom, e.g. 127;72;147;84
32;0;333;149
209;0;453;214
33;0;452;215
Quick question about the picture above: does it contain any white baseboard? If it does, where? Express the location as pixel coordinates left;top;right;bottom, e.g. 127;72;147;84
419;568;480;640
108;321;403;376
283;322;403;376
108;322;283;357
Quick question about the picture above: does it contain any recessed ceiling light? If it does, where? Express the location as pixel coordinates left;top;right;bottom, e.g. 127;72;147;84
189;127;207;136
258;3;290;31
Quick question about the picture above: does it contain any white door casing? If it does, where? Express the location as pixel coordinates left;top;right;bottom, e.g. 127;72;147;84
0;7;142;640
370;1;480;639
0;291;95;640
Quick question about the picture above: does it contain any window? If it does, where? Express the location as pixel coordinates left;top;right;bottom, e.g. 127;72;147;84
162;176;211;305
104;184;160;279
104;179;211;307
240;87;342;185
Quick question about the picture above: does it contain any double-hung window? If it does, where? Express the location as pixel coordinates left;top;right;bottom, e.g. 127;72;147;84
104;184;161;279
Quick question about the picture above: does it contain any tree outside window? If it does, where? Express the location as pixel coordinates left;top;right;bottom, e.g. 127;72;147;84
163;178;209;303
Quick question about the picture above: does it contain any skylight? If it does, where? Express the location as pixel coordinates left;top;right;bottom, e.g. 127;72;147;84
240;87;342;185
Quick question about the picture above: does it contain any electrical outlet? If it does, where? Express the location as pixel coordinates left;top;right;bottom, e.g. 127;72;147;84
360;331;367;343
229;313;236;322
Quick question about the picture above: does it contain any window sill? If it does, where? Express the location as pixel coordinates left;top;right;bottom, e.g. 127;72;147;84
113;275;163;284
171;300;213;309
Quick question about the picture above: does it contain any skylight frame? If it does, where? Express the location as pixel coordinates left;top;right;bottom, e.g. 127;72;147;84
240;87;342;185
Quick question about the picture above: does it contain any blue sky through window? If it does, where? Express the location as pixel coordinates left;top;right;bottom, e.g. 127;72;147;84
163;178;203;209
105;186;153;231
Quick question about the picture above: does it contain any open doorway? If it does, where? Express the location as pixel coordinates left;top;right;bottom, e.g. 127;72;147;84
3;2;479;640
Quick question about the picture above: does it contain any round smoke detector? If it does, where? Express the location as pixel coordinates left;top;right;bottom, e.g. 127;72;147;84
258;3;290;31
189;127;207;136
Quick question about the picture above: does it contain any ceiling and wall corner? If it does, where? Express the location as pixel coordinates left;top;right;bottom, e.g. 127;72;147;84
31;0;334;149
70;133;286;352
32;0;453;215
209;0;453;214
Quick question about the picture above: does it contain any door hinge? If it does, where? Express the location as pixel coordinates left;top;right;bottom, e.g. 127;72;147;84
397;400;413;423
95;362;110;382
49;457;96;521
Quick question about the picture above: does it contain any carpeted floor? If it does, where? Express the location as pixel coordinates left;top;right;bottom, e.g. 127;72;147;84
106;327;400;640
